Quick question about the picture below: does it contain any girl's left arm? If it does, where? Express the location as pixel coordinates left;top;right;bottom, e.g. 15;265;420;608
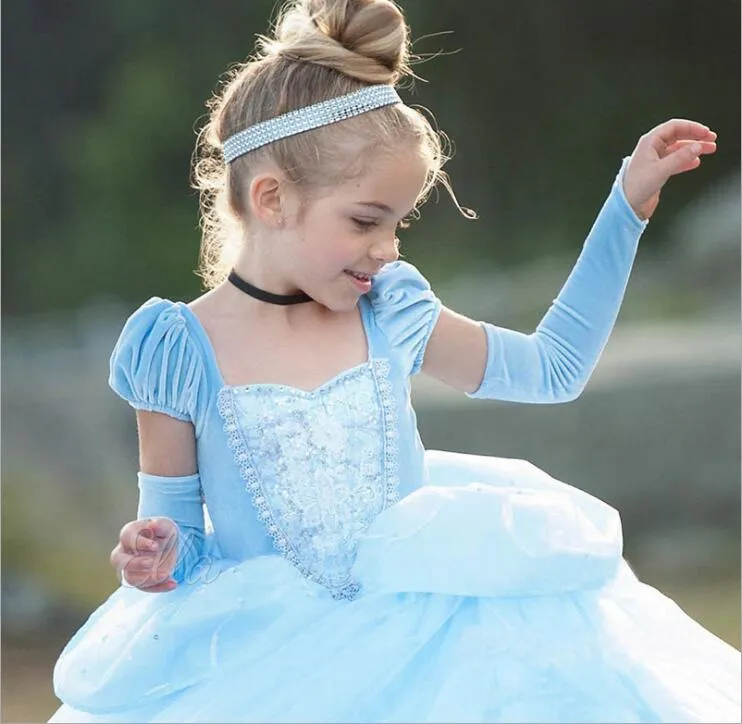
422;119;717;401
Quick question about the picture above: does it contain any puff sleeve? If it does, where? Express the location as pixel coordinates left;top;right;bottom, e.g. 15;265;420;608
109;298;206;426
368;261;442;377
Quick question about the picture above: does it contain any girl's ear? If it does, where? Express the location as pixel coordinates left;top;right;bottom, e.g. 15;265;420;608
247;171;287;229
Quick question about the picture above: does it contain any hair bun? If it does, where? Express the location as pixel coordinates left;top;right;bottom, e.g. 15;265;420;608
263;0;411;85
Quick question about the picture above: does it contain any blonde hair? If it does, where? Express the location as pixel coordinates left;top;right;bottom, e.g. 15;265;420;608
192;0;472;289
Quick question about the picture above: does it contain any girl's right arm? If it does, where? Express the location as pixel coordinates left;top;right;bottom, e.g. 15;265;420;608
110;410;204;593
106;297;210;592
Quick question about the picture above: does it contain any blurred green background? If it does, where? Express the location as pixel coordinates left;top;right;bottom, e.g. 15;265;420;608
2;1;740;722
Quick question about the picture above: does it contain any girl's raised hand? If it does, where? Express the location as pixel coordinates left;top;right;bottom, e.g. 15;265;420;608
623;119;717;221
109;517;179;593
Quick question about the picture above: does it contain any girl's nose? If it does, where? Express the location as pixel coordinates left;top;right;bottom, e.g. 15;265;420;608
371;235;400;264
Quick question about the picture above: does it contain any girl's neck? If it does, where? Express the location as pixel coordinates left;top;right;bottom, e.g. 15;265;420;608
231;243;304;298
211;244;319;322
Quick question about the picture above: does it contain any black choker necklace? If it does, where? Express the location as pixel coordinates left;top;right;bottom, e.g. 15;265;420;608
227;269;312;305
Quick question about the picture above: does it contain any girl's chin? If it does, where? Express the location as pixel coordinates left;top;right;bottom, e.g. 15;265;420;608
317;290;362;313
307;280;365;311
319;296;361;313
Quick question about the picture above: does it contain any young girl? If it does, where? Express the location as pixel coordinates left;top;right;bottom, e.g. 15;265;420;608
49;0;739;722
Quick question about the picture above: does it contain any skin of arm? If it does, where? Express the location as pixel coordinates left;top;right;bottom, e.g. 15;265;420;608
136;410;198;477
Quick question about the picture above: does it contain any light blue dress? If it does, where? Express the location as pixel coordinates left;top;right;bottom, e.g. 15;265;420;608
50;171;740;723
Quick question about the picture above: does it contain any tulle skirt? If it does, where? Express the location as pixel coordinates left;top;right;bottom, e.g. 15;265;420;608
49;452;740;723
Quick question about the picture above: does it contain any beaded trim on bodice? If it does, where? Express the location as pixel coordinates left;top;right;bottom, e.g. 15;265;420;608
217;360;399;600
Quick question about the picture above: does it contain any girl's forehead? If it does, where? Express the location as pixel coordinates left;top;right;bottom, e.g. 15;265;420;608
339;153;429;209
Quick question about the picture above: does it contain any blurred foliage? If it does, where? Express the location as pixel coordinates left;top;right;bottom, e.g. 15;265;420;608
2;0;740;315
2;468;120;608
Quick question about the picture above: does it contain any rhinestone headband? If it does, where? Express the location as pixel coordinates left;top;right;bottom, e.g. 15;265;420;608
222;85;401;164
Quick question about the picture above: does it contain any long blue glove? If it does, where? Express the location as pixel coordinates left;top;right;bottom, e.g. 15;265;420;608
468;157;648;403
136;472;206;584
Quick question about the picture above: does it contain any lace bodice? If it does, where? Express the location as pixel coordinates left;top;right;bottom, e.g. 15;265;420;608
217;360;399;599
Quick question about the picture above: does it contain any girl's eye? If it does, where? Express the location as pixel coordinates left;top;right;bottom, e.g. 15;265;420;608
352;218;378;231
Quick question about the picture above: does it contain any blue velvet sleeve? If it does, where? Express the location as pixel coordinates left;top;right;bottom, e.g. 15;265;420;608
369;261;443;376
108;298;207;427
468;157;648;403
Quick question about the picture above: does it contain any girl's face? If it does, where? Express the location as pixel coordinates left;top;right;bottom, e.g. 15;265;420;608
282;149;430;311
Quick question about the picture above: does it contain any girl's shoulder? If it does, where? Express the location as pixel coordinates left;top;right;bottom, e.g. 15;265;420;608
108;297;211;429
367;261;442;376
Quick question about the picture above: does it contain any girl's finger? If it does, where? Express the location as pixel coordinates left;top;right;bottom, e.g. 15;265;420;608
148;517;178;540
123;554;159;576
664;139;717;157
122;559;172;587
649;118;715;148
110;550;135;578
657;140;705;179
139;579;178;594
119;520;158;554
120;518;176;554
119;559;143;588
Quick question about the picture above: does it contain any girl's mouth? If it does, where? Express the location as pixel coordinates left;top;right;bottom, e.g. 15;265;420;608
344;269;373;292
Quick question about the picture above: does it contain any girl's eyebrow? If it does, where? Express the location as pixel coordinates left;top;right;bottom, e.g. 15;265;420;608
355;201;394;214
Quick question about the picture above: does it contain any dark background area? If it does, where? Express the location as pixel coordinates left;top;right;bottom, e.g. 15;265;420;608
3;0;740;314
